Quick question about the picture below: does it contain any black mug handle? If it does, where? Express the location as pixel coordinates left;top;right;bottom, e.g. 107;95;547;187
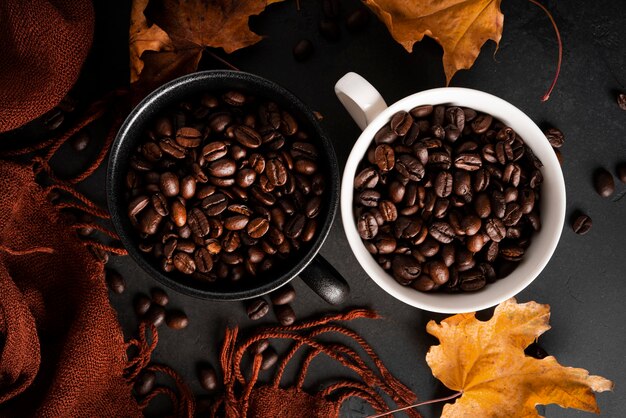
298;255;350;305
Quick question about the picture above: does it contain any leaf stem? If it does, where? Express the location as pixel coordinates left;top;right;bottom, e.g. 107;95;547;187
204;49;241;72
366;391;462;418
527;0;562;102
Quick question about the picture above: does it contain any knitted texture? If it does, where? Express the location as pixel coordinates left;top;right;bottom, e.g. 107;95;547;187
0;0;93;132
0;161;141;417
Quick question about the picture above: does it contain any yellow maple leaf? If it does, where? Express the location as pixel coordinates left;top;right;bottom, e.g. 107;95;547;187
426;298;613;417
363;0;504;84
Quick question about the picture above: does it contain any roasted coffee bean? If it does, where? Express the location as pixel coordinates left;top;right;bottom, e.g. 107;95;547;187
188;208;210;237
393;216;422;239
202;193;228;216
134;370;156;396
194;247;214;273
544;128;564;148
176;127;202;148
166;310;189;330
173;252;196;274
261;346;279;370
391;255;421;285
208;159;236;178
134;294;152;316
484;218;506;242
160;172;179;197
434;171;453;198
294;159;317;175
145;305;166;327
106;270;125;294
395;155;425;181
293;39;314;61
247;217;270;238
471;114;492;134
346;7;369;32
459;270;486;291
233;125;262;148
454;153;482;171
618;92;626;111
274;303;296;326
170;198;187;227
140;208;163;235
354;167;379;190
202;141;228;161
427;261;449;285
429;222;455;243
374;144;395;171
390;111;413;136
151;288;169;306
358;212;378;239
247;298;269;320
128;195;150;218
593;168;615;197
198;363;218;392
285;213;306;239
269;284;296;305
572;213;592;235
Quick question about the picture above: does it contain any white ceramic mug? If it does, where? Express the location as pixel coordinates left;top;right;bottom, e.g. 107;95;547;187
335;72;566;313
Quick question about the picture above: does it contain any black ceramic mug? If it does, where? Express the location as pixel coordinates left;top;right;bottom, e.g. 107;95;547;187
107;71;349;304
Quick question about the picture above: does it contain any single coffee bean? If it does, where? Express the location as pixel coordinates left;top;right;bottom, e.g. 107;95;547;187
170;198;187;227
293;39;314;61
71;131;90;152
261;347;279;370
247;217;270;238
459;270;486;291
434;171;453;198
160;172;180;197
250;339;270;355
274;303;296;326
429;222;455;243
354;167;379;190
188;208;211;237
544;128;564;148
484;218;506;242
346;7;369;32
106;270;125;294
374;144;395;171
134;294;152;316
618;92;626;110
134;370;156;396
166;310;189;330
427;261;449;285
140;208;163;235
285;213;306;239
202;141;228;161
175;127;202;148
197;363;218;392
208;159;236;177
410;105;433;118
43;108;64;130
233;125;262;149
593;168;615;197
471;114;492;134
202;193;228;216
412;274;435;292
128;195;150;218
246;298;270;320
391;255;421;285
393;216;422;239
195;247;214;273
173;252;196;274
145;305;166;327
270;284;296;305
151;288;169;306
572;213;592;235
224;215;250;231
395;155;425;181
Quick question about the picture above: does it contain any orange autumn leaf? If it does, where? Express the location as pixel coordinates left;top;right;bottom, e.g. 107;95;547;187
363;0;504;84
426;298;613;417
129;0;284;88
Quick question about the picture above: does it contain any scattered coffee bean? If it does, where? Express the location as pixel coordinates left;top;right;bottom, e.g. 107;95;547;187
197;363;218;392
150;288;169;306
269;283;296;305
105;269;125;294
71;131;90;152
353;107;542;293
250;339;270;355
246;298;270;320
165;310;189;330
145;305;166;327
319;18;340;41
43;108;64;131
346;8;369;32
544;128;564;148
134;370;156;396
617;92;626;111
593;168;615;198
274;303;296;326
572;213;592;235
293;39;314;62
261;346;279;370
134;294;152;316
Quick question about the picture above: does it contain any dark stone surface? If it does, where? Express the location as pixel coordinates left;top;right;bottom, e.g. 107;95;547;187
3;0;625;416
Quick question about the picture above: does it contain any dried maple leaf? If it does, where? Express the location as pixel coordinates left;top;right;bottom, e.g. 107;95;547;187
363;0;504;84
426;298;613;417
129;0;284;89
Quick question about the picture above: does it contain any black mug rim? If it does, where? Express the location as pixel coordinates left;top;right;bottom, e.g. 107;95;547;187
106;70;339;300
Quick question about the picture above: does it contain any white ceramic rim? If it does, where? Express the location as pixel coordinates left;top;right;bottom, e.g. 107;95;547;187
340;87;566;313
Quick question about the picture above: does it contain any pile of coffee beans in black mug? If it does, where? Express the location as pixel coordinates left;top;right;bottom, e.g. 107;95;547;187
353;105;543;292
125;91;325;284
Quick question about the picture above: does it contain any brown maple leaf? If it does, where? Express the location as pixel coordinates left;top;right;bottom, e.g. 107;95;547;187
426;298;613;417
363;0;504;84
129;0;284;89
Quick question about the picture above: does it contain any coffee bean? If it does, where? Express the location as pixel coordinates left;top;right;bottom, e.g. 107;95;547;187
128;195;150;218
395;155;424;181
269;284;296;305
202;141;228;161
176;127;202;148
145;305;166;327
346;7;369;32
285;213;306;239
247;217;270;238
429;222;455;243
151;288;169;306
173;252;196;274
434;171;453;198
208;159;236;177
261;347;279;370
593;168;615;197
134;294;152;316
160;172;180;197
43;108;64;130
459;270;486;291
202;193;228;216
274;303;296;326
166;310;189;330
224;215;250;231
471;114;492;134
106;269;125;294
293;39;314;61
197;363;218;392
354;167;379;190
195;247;214;273
485;218;506;242
233;125;262;149
612;91;626;112
374;145;395;171
170;198;187;227
572;213;592;235
544;128;564;148
71;131;90;152
140;208;163;235
134;370;156;396
250;339;270;355
391;255;421;285
246;298;269;320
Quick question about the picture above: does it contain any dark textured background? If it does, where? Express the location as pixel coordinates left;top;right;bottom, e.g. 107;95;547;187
5;0;626;416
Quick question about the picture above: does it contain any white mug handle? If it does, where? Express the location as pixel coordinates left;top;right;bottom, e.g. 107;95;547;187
334;72;388;130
